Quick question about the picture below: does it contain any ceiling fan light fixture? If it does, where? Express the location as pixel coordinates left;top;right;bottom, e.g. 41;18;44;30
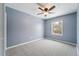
37;3;56;17
43;12;49;16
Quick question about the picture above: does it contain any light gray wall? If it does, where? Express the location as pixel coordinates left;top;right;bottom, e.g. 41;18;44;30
0;4;4;56
6;7;44;47
77;6;79;55
44;13;77;44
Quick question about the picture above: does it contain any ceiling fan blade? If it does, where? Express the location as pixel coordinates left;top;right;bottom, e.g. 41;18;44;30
37;3;45;8
49;5;55;11
37;13;44;15
38;7;44;11
48;11;55;14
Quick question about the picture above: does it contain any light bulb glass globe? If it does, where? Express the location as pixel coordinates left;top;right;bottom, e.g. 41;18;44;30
44;12;49;16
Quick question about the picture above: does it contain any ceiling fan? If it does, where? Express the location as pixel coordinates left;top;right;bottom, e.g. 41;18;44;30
37;3;56;16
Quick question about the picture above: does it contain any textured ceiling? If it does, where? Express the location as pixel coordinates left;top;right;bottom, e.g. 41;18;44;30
5;3;79;19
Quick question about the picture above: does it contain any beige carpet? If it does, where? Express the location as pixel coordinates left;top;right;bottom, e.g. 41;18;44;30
6;39;77;56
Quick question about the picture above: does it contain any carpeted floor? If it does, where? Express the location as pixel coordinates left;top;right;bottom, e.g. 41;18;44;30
6;39;77;56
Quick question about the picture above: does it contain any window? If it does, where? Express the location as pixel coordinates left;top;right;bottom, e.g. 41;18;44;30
51;20;63;36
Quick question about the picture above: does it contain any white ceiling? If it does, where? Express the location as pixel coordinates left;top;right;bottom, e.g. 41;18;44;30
5;3;79;19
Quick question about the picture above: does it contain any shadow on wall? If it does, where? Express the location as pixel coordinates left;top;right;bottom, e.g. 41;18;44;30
0;4;4;56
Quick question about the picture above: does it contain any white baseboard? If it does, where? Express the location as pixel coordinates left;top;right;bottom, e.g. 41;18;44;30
57;40;76;46
6;38;42;50
45;38;76;46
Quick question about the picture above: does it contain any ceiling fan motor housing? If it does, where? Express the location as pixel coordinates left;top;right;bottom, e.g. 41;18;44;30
44;8;48;12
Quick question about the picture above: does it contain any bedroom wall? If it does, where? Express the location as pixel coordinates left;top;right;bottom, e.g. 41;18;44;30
6;7;44;47
77;5;79;55
44;13;77;44
0;4;4;56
